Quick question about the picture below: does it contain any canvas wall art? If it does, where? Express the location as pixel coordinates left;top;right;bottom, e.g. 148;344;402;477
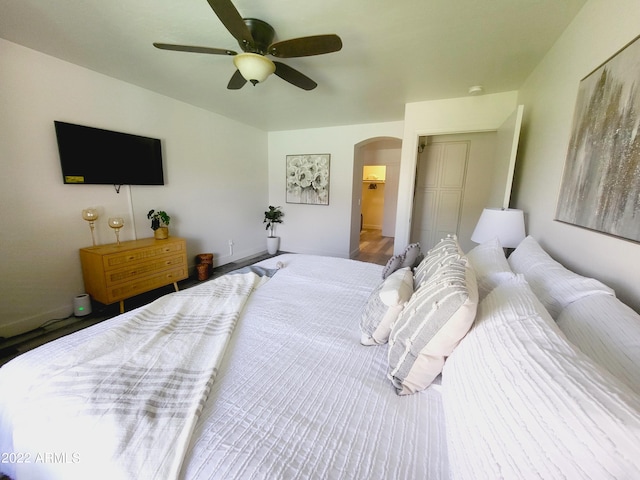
556;35;640;242
286;154;330;205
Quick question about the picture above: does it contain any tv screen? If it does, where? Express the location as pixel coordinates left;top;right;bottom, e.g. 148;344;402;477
54;121;165;185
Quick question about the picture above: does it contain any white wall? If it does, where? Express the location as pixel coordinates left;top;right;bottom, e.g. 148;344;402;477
514;0;640;312
0;39;268;337
268;122;403;257
395;92;519;252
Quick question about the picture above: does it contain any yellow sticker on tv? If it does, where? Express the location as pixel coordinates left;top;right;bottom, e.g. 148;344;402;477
65;175;85;183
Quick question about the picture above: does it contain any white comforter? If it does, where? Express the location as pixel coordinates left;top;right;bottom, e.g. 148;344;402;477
0;255;449;480
180;255;448;479
0;269;271;480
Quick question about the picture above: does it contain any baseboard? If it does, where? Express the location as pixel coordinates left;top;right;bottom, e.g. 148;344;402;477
0;305;72;339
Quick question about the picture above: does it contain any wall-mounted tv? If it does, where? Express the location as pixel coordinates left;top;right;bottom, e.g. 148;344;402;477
54;121;165;185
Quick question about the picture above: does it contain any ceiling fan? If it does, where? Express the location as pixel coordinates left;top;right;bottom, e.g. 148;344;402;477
153;0;342;91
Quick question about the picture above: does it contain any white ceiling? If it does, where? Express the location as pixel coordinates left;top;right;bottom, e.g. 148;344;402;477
0;0;586;132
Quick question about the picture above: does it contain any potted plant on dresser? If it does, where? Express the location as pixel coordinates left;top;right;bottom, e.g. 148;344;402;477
263;205;283;254
147;209;171;239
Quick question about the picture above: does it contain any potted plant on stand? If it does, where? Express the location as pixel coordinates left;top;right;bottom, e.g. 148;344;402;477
147;209;171;239
263;205;283;254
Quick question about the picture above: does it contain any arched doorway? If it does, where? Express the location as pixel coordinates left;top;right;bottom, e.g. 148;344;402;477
350;137;402;264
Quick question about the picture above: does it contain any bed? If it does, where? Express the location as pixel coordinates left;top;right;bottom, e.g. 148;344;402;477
1;238;639;479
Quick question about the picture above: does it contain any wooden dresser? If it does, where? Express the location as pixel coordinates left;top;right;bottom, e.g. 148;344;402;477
79;237;188;313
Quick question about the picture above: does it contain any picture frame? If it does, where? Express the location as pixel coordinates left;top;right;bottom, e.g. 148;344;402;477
285;154;330;205
555;34;640;242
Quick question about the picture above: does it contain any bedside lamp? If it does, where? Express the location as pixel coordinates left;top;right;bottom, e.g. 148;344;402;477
471;208;525;248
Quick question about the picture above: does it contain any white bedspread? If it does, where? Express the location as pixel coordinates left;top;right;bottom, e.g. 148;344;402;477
0;269;270;480
179;255;449;479
0;254;449;480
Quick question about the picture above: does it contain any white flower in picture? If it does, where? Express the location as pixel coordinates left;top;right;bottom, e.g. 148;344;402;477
286;154;330;205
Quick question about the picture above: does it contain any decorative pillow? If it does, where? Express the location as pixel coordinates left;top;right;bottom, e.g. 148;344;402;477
381;254;403;279
387;260;478;395
382;243;423;279
400;243;421;269
413;235;464;289
442;276;640;479
557;293;640;395
360;267;414;346
508;236;614;319
466;237;517;300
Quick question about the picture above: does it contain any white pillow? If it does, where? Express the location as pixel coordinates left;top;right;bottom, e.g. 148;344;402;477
557;293;640;395
442;276;640;479
387;260;478;395
360;267;413;346
466;237;517;300
508;236;614;318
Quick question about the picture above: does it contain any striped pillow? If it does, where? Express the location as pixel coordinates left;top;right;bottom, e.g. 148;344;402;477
413;235;464;289
388;259;478;395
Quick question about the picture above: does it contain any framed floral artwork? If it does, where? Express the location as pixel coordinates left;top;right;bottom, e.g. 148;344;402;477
556;34;640;242
286;154;330;205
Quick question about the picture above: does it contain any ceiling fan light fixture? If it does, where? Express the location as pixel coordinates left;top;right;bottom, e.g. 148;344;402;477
233;53;276;85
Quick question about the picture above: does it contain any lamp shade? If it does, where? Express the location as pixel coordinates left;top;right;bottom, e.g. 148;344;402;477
233;53;276;85
470;208;525;248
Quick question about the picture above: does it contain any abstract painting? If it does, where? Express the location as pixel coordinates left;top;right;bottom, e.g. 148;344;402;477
286;154;330;205
556;35;640;242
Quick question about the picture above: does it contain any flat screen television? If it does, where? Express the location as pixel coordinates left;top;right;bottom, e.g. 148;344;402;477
54;121;165;185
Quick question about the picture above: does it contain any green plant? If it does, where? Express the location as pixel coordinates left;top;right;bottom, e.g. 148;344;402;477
263;206;283;237
147;209;170;230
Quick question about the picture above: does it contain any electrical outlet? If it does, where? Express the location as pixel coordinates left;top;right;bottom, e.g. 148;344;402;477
228;239;234;256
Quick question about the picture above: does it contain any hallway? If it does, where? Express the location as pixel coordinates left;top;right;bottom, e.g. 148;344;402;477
354;229;394;265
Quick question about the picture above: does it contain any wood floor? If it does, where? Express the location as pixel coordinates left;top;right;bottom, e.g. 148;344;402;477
354;229;394;265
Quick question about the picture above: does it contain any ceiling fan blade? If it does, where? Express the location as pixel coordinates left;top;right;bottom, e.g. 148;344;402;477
227;69;247;90
274;62;317;91
153;43;236;56
206;0;253;47
269;34;342;58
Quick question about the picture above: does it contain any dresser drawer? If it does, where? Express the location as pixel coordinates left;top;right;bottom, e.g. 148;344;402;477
106;266;188;303
79;237;188;311
103;241;185;270
106;254;185;286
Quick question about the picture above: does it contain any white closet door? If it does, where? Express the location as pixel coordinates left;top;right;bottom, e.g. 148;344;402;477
411;141;469;250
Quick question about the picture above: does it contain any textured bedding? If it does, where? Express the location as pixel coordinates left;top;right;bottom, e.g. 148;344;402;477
443;275;640;479
557;293;640;395
180;255;449;479
6;243;634;480
0;269;271;480
0;254;449;480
